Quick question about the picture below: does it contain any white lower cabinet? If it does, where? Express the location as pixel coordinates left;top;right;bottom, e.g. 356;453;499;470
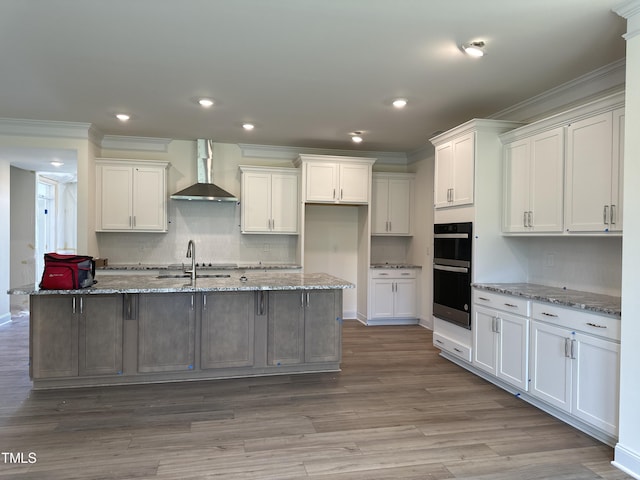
473;291;529;391
368;269;418;324
530;304;620;437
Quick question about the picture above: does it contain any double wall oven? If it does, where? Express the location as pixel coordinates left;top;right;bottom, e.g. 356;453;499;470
433;222;472;329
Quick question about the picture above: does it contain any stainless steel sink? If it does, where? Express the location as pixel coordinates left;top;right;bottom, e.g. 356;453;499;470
157;273;231;279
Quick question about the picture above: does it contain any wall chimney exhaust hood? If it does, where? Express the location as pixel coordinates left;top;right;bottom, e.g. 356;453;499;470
170;139;238;202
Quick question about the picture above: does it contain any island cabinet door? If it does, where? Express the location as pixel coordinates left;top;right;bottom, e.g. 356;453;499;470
304;290;342;363
78;295;123;376
201;292;255;369
137;293;196;373
30;295;79;379
267;291;305;365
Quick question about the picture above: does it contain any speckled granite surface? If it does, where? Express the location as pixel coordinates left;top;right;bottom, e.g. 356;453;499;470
9;272;353;295
370;264;422;269
473;283;621;317
99;263;302;271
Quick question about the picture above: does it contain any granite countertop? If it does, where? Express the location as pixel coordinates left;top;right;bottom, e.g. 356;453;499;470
9;272;354;295
99;263;302;271
370;263;422;269
473;282;621;317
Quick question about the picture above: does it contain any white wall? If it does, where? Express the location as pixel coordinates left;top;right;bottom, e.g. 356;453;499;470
614;1;640;477
512;236;622;296
9;167;36;312
0;160;10;323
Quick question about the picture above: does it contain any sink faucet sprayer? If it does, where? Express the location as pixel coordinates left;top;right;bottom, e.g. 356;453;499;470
186;240;196;282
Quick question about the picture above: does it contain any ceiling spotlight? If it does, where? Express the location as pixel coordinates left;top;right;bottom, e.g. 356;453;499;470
198;98;214;108
392;98;408;108
242;123;255;131
115;113;130;121
461;40;486;57
50;161;64;167
350;131;364;143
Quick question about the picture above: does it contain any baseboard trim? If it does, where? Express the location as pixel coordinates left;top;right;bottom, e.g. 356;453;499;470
613;443;640;479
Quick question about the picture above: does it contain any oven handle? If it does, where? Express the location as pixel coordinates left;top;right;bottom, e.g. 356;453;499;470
433;264;469;273
434;233;469;239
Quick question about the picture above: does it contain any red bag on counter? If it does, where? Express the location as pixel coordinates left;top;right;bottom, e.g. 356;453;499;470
39;253;96;289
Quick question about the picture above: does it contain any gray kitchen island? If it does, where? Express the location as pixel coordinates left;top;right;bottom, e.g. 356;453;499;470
10;272;353;390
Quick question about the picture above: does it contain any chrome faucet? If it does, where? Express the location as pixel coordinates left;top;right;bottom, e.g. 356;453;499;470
186;239;196;282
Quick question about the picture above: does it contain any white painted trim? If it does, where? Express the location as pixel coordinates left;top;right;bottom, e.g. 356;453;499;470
613;443;640;479
614;0;640;20
238;143;407;165
490;60;626;122
0;118;92;139
0;312;11;326
101;135;172;153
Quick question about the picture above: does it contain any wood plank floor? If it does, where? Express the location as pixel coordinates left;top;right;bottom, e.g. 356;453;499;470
0;313;630;479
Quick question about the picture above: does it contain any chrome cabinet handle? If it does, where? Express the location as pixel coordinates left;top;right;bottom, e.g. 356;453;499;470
202;294;207;310
611;205;616;225
388;221;391;231
435;339;444;345
541;312;558;318
478;296;490;302
341;188;343;200
570;339;576;359
453;347;463;353
604;205;609;225
333;188;336;200
565;338;571;358
504;303;518;308
523;211;528;228
72;296;76;314
306;292;310;306
528;211;533;228
191;294;195;310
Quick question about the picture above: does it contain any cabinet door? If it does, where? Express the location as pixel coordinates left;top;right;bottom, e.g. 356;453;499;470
370;279;395;319
572;333;620;436
611;107;624;232
304;290;341;363
201;292;255;369
99;165;133;230
138;293;196;373
371;177;390;234
503;139;530;232
387;179;412;235
241;171;272;232
529;128;564;232
271;173;299;233
451;132;475;207
339;163;369;203
132;166;166;231
78;295;123;376
305;163;338;202
393;279;416;318
497;312;529;390
267;291;305;365
472;306;498;376
30;296;78;379
529;320;572;412
565;111;613;232
434;142;454;208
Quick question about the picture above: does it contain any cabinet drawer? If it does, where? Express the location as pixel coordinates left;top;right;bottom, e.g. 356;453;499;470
473;289;530;316
433;332;472;362
371;269;417;279
532;302;620;341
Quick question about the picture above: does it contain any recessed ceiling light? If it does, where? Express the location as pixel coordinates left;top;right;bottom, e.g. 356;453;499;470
242;123;255;131
115;113;130;121
50;161;64;167
351;136;363;143
461;40;486;57
198;98;214;108
392;98;408;108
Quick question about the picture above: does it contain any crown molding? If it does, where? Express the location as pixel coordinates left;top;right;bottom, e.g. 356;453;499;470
614;0;640;39
101;135;172;153
489;59;626;122
238;143;408;165
0;118;93;139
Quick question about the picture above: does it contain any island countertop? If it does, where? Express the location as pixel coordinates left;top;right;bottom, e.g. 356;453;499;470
9;272;354;295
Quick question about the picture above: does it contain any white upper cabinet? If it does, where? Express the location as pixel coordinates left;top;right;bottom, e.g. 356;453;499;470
96;159;169;232
371;173;414;235
295;154;375;204
240;166;299;234
503;127;564;233
433;131;475;208
565;108;625;233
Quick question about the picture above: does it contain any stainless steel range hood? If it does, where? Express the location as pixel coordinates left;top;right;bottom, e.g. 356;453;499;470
170;139;238;201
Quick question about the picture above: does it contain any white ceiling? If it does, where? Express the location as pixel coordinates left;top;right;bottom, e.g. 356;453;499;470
0;0;627;154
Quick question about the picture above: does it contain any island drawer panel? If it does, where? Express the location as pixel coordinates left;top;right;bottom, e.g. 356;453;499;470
473;289;530;316
371;269;416;279
532;302;620;341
